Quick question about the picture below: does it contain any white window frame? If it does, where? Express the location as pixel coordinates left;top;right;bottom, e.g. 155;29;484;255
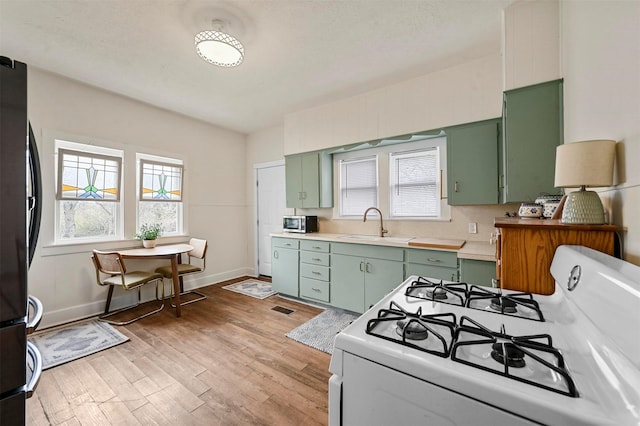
54;139;124;243
333;136;449;221
136;153;184;237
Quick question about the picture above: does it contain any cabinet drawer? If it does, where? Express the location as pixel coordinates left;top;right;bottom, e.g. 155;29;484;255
300;251;330;266
300;240;330;253
300;263;330;281
300;277;330;302
332;242;404;261
405;263;458;282
272;237;299;249
405;248;458;268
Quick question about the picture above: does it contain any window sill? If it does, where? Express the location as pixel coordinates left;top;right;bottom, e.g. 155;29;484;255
39;235;190;257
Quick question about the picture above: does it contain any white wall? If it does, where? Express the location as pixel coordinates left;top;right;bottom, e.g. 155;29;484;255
284;53;503;155
503;0;561;90
28;69;250;328
561;0;640;263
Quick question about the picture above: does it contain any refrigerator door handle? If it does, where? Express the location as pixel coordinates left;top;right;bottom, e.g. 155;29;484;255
26;342;42;398
28;122;42;268
27;296;43;334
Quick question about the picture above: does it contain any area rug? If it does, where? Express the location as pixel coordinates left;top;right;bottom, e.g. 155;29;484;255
286;309;359;354
222;279;276;299
28;319;129;370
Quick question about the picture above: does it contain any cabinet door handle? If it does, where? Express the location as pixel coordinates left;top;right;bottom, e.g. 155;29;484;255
298;191;303;200
312;287;321;292
312;257;321;262
274;250;279;259
359;261;365;272
454;181;459;192
365;263;371;273
301;192;307;200
451;273;456;281
426;258;441;263
284;243;291;247
312;246;321;250
312;271;321;275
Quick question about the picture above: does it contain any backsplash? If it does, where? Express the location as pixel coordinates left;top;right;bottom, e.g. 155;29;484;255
296;204;520;242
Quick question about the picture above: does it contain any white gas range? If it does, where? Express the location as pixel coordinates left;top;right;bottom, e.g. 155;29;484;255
329;245;640;426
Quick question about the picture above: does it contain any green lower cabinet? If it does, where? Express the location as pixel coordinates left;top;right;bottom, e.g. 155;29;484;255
331;254;403;313
272;246;299;297
459;258;496;288
405;264;458;282
331;254;365;313
404;248;459;281
363;258;404;311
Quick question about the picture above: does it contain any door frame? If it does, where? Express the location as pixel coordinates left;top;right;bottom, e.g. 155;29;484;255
253;159;286;277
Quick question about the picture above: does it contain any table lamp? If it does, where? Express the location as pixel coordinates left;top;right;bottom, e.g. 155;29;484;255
554;140;616;224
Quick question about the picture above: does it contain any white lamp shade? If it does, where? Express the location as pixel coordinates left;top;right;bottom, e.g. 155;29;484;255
554;140;616;188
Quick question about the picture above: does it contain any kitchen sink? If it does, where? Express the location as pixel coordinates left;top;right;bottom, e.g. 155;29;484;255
339;234;415;243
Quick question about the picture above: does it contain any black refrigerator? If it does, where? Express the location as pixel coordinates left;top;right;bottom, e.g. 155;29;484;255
0;56;43;425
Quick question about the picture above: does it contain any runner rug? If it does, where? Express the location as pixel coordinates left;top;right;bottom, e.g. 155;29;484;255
286;308;359;354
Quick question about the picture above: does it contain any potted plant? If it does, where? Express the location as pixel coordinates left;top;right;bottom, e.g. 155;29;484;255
135;224;162;248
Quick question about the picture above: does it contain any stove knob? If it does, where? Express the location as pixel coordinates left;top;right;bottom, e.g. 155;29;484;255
567;265;581;291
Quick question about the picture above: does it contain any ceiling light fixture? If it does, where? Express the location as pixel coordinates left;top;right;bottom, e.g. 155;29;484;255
195;19;244;67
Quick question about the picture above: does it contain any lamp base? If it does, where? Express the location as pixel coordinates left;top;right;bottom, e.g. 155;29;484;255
561;190;606;224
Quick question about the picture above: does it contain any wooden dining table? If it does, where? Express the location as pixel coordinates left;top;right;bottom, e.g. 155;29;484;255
118;243;193;317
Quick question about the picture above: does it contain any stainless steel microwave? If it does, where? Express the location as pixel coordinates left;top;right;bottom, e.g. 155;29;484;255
283;215;318;233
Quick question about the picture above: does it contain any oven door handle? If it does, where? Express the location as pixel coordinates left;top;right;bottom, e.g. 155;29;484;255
26;341;43;398
27;295;43;334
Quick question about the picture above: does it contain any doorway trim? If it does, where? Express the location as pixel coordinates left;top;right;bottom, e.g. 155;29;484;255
253;159;286;277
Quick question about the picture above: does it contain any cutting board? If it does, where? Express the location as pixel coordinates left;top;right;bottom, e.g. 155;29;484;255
408;238;466;250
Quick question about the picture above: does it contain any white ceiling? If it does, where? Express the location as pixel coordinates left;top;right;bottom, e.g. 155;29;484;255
0;0;515;135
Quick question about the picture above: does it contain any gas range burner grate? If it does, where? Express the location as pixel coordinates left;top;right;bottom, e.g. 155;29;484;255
404;277;468;307
366;301;457;358
451;316;578;397
466;285;545;322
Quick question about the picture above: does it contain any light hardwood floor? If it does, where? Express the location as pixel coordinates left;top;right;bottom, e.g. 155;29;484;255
27;277;331;425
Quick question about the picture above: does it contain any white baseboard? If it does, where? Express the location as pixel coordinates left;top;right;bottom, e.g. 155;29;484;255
38;267;256;329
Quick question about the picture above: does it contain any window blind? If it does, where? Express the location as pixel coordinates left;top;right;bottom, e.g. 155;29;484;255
389;148;439;217
340;156;378;216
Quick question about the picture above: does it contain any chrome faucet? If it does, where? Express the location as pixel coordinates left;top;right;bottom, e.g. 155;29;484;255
363;207;388;237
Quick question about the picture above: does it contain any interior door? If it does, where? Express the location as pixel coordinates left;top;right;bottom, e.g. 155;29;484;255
257;164;286;276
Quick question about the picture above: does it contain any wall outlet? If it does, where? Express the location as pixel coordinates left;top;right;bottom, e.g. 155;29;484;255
468;222;477;234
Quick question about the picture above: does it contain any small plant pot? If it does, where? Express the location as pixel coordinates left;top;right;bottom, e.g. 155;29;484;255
142;239;157;248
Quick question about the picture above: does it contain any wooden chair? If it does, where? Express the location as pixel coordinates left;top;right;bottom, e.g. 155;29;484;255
91;250;165;325
155;238;208;307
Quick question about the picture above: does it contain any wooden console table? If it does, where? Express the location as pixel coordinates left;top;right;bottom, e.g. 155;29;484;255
494;218;621;295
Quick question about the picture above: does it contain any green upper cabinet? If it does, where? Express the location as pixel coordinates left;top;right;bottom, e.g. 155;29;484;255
501;79;563;203
446;118;501;205
285;151;333;208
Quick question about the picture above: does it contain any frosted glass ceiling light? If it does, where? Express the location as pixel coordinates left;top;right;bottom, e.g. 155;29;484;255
195;19;244;67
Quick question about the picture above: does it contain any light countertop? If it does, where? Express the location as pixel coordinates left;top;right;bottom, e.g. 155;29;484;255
271;232;496;262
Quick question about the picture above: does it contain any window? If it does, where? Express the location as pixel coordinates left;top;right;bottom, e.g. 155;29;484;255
389;148;440;218
137;154;184;235
339;156;378;216
55;142;123;242
334;135;449;221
